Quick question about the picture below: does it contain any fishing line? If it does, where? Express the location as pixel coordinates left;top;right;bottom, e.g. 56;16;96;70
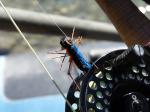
33;0;68;38
0;0;75;111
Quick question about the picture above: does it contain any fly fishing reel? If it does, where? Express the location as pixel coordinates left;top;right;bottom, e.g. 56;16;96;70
66;45;150;112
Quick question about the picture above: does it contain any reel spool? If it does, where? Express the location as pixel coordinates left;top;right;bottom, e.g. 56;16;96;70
65;75;83;112
66;45;150;112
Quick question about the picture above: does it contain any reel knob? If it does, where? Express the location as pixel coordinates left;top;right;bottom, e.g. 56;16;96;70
123;92;149;112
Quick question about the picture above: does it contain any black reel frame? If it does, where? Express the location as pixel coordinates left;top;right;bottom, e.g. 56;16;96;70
66;45;150;112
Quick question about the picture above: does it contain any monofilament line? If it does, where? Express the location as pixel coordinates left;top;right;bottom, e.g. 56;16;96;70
34;0;68;38
0;1;75;112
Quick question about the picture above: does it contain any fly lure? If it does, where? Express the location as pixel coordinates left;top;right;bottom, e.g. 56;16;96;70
49;28;93;90
60;36;93;73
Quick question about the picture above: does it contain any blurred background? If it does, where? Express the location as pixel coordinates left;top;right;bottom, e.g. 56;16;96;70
0;0;149;112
